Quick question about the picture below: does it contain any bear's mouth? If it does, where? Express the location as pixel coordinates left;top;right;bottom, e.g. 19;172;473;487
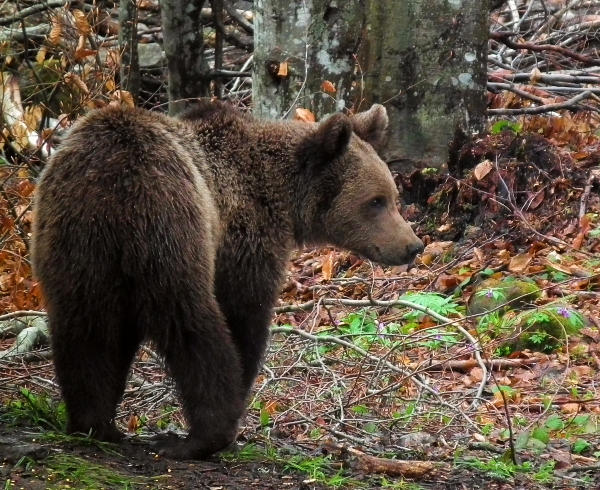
358;245;416;267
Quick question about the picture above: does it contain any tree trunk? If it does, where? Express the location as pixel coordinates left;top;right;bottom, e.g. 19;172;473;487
119;0;140;103
253;0;365;120
160;0;210;116
360;0;489;172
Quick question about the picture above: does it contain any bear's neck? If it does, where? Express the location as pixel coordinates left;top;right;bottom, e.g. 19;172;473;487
188;117;318;250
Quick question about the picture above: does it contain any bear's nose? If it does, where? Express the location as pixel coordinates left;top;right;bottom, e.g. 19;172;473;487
407;241;424;256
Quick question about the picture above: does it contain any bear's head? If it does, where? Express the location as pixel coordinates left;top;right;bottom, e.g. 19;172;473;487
297;105;424;266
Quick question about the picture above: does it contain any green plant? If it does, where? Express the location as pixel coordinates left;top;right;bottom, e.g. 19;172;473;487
461;457;533;480
490;120;522;135
572;439;591;454
285;454;350;488
2;388;66;431
399;292;462;321
533;461;555;484
155;405;179;430
45;454;159;489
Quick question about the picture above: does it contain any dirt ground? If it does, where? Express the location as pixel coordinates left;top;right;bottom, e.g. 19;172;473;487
2;416;598;490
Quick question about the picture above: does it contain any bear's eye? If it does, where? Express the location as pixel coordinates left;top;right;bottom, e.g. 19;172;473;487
369;197;386;209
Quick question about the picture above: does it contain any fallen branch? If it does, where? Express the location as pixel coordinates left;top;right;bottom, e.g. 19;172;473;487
321;439;448;478
579;169;600;219
487;90;594;115
414;357;537;372
223;0;253;34
0;0;70;27
491;29;600;66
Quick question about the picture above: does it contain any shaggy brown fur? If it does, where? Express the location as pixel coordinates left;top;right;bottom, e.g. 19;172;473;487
32;102;423;460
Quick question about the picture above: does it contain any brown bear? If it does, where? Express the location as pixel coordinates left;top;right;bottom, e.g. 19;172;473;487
32;101;423;460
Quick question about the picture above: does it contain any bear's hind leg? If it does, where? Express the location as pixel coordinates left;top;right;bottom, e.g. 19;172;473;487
50;311;140;442
150;299;245;460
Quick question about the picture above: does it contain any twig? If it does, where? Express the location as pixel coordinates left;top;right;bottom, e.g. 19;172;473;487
487;82;545;104
223;0;253;34
491;30;600;66
0;310;47;322
0;0;70;27
579;170;599;219
271;325;479;429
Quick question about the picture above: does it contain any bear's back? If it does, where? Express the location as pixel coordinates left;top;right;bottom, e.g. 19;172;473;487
33;106;219;286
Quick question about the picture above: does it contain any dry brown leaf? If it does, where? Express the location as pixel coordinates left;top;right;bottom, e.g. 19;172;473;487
294;108;315;123
48;17;63;45
105;78;116;92
23;105;42;132
112;90;135;108
72;9;91;36
572;232;585;250
508;253;531;273
530;67;542;84
321;252;335;281
573;151;591;160
560;403;580;414
473;159;493;181
75;47;97;61
127;415;139;433
322;80;336;93
277;61;288;77
35;46;47;64
423;241;454;257
264;400;278;415
435;274;459;292
65;73;90;95
469;367;484;382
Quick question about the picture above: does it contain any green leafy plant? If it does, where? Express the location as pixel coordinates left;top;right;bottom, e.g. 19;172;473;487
533;461;555;484
490;120;522;135
572;439;591;454
2;388;66;431
399;292;462;321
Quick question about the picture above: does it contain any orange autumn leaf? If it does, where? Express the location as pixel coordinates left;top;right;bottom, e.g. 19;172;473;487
294;108;315;123
322;80;336;93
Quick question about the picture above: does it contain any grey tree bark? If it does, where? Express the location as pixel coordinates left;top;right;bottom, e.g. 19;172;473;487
360;0;489;172
253;0;365;120
160;0;210;116
119;0;140;103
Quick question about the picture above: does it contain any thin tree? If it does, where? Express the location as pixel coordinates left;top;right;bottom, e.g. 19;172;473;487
160;0;210;115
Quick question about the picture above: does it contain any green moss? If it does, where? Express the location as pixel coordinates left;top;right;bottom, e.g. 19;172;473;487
468;277;541;316
502;305;587;353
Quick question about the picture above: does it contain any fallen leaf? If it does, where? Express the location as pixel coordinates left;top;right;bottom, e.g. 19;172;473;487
435;274;459;292
530;67;542;84
560;403;580;414
322;80;336;93
473;160;493;180
527;190;545;210
295;108;315;123
470;367;484;382
423;241;454;257
72;9;91;36
508;253;531;273
321;252;335;281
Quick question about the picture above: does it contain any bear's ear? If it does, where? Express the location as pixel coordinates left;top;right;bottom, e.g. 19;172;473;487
351;104;388;151
312;113;353;159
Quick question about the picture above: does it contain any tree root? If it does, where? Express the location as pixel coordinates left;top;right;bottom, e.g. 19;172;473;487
0;315;49;360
